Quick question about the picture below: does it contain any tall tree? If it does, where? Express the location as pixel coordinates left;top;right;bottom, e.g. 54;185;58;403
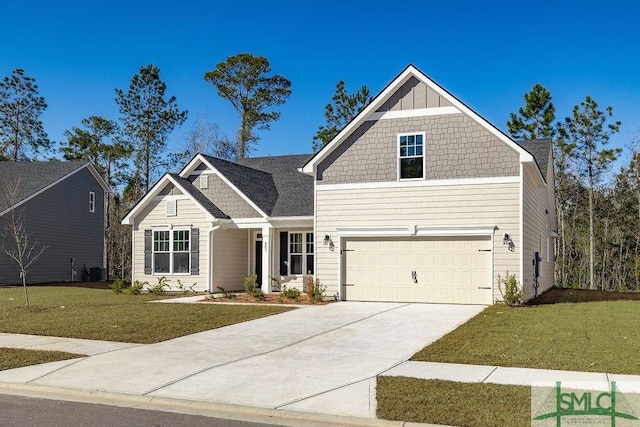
172;114;235;164
0;177;47;306
556;96;621;290
312;80;371;152
507;83;556;140
0;69;50;160
116;64;187;192
61;115;131;279
204;53;291;158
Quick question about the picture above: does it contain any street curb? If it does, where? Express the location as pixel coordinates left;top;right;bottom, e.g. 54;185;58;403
0;382;448;427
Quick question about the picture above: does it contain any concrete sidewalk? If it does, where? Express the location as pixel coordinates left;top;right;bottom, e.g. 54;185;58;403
382;361;640;391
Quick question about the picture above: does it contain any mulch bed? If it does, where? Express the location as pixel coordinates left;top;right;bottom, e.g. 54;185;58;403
206;293;333;305
527;287;640;305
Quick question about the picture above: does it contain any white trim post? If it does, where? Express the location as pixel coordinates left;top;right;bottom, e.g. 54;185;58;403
261;225;272;294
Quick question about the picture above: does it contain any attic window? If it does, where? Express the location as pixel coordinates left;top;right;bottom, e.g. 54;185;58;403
199;174;208;189
166;199;177;217
398;133;425;180
89;192;95;213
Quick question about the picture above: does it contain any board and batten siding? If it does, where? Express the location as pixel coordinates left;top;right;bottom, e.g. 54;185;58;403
0;167;105;285
212;228;248;291
133;196;211;292
522;166;554;299
315;182;520;303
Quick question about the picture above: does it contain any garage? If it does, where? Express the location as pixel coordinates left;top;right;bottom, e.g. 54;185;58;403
342;236;492;304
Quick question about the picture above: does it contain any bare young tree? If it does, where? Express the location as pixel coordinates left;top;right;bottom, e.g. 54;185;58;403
0;177;47;306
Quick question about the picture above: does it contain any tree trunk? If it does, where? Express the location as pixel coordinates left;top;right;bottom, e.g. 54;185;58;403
21;271;29;307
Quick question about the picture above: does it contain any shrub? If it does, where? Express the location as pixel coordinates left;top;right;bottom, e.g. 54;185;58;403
307;277;326;303
215;286;236;300
127;281;146;295
497;272;524;307
281;285;301;301
150;277;170;295
243;275;265;301
109;278;128;294
176;279;196;293
270;276;282;292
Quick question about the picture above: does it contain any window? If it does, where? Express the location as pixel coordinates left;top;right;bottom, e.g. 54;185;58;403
286;232;314;276
289;233;303;275
153;229;189;274
89;192;95;213
398;133;425;179
306;233;314;274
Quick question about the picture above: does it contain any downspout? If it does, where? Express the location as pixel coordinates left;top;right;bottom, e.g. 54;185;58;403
208;223;222;293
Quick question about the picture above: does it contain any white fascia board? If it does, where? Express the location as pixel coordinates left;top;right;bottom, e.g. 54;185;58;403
178;153;206;178
336;225;496;237
302;64;535;174
0;163;100;218
268;216;314;228
196;157;269;219
365;106;461;121
121;174;217;225
316;176;520;192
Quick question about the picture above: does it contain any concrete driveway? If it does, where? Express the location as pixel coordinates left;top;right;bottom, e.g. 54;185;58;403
0;302;484;418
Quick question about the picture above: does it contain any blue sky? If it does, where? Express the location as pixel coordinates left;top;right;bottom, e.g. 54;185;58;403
2;0;639;172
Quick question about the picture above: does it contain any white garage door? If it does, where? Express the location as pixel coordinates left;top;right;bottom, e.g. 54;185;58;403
343;236;492;304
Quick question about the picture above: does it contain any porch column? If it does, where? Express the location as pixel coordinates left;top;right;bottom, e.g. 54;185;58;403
261;225;273;294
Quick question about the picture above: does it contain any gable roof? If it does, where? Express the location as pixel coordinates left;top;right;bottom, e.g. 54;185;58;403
167;174;230;219
0;161;108;215
234;154;314;217
515;138;552;179
200;155;279;216
121;173;230;225
301;64;539;178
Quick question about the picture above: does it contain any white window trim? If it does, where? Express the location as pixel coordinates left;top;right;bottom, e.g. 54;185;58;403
199;174;208;189
89;191;95;213
397;131;426;181
152;227;191;275
166;199;177;217
286;231;314;276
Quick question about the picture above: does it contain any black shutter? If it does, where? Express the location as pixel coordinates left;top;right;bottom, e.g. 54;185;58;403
190;228;199;275
279;231;288;276
144;230;152;275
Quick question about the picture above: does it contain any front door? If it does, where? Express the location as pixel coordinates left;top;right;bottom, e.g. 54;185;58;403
254;236;262;286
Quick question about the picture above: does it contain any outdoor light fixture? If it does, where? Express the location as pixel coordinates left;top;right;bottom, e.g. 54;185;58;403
324;234;331;245
503;233;510;245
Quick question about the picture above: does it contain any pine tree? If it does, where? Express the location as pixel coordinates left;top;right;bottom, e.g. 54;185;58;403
507;83;555;140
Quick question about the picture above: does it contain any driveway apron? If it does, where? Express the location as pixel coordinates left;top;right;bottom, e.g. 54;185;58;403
0;302;484;417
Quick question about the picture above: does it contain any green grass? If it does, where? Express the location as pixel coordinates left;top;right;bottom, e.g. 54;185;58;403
412;300;640;374
377;377;531;426
0;286;291;344
0;347;84;370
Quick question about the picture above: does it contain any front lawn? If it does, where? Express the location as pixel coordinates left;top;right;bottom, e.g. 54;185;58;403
412;289;640;374
0;348;84;370
0;286;291;344
377;377;531;427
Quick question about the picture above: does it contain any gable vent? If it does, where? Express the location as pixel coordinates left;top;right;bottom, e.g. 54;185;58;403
166;199;177;217
199;174;208;189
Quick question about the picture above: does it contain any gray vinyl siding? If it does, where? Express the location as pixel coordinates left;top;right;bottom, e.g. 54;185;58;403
0;167;104;285
317;114;520;185
196;174;261;218
376;76;453;111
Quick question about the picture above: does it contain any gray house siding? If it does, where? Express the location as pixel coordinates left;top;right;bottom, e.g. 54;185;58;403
376;76;453;112
196;174;261;218
317;114;520;185
0;167;105;284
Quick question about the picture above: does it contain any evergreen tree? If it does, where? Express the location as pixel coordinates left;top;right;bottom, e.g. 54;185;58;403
313;80;371;152
507;83;555;140
0;69;50;160
116;64;187;192
557;96;621;290
204;53;291;158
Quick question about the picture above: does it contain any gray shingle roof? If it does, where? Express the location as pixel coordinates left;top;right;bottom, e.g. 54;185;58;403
168;174;230;219
234;154;314;217
0;160;88;212
514;138;552;179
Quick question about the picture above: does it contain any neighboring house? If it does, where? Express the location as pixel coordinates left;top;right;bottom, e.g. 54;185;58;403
123;64;557;304
0;161;108;285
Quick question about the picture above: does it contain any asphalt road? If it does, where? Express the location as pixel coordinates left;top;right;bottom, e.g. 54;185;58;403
0;394;283;427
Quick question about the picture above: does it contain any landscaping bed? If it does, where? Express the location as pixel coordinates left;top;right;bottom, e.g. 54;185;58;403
206;292;334;305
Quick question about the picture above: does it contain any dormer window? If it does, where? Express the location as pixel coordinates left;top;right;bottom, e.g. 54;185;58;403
398;132;425;180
